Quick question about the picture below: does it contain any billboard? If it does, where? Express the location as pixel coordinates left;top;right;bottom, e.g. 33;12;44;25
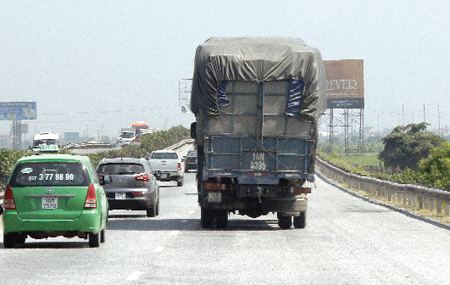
324;59;364;109
0;102;37;120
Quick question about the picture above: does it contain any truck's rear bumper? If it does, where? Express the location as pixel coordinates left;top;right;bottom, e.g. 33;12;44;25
202;170;315;184
201;195;307;216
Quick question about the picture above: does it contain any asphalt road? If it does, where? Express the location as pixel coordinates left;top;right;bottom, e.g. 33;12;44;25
1;172;450;284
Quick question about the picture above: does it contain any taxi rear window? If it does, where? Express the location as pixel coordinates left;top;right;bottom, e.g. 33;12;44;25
9;162;91;187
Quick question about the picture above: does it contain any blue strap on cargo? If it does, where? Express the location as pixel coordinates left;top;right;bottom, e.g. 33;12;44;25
286;80;304;117
217;81;230;107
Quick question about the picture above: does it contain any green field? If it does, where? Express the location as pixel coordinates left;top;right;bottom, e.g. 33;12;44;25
318;151;383;176
338;153;381;166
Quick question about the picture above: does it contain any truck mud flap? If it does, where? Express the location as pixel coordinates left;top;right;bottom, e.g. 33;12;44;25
266;198;308;216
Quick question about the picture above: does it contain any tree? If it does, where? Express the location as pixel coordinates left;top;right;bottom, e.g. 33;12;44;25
140;125;190;152
417;141;450;188
378;123;446;171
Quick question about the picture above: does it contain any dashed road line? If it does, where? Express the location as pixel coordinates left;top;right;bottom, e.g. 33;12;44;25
126;271;143;281
153;246;165;253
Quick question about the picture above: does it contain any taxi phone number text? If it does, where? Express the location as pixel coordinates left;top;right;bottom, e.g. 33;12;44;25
28;173;75;181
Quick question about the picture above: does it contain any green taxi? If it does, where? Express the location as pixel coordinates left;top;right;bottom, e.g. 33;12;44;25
2;154;109;248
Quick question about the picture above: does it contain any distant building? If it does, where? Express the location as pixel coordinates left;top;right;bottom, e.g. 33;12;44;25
62;132;81;145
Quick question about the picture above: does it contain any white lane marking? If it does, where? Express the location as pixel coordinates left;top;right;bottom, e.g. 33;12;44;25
126;271;143;281
153;246;165;253
180;220;188;223
170;230;179;236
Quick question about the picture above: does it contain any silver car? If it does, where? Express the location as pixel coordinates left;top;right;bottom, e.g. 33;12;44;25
97;158;159;217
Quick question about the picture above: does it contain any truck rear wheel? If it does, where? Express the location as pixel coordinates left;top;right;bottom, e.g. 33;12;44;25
200;207;214;228
215;210;228;228
277;213;292;229
293;211;306;228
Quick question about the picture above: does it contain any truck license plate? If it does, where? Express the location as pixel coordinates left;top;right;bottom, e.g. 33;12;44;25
161;173;168;179
207;192;222;203
42;197;58;209
115;192;126;200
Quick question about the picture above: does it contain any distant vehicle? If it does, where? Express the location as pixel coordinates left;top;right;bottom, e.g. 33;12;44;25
132;121;152;137
32;132;59;152
184;149;197;172
119;128;136;146
2;154;110;248
97;158;160;217
149;150;184;186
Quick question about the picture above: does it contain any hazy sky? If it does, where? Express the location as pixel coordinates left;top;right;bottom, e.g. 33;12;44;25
1;0;449;140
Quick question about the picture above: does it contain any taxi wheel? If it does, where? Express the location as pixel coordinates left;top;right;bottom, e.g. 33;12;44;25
100;229;106;243
3;233;16;248
147;207;156;217
89;232;100;248
16;234;26;245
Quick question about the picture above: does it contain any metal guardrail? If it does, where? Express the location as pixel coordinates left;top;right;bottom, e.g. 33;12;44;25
62;142;114;150
316;156;450;218
166;139;194;151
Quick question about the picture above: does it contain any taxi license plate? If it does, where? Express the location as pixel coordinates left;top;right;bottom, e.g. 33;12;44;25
42;197;58;209
115;193;126;200
207;192;222;203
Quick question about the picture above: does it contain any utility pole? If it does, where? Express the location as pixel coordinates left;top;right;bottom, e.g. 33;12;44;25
438;105;441;136
423;104;426;123
402;104;405;126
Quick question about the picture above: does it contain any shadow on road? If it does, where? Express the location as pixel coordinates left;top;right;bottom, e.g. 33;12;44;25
1;241;90;249
106;217;279;232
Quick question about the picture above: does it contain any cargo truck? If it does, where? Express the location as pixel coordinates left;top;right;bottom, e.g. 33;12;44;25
190;37;326;229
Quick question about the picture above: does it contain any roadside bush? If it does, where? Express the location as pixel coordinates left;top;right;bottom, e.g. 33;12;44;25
85;144;149;167
0;149;28;186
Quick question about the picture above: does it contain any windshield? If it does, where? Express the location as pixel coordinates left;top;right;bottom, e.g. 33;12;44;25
151;152;178;159
32;139;57;148
187;150;197;157
9;162;91;187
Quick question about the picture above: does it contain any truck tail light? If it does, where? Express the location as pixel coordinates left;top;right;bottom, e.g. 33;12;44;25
204;183;225;191
291;187;312;194
84;184;97;209
178;163;182;172
4;184;16;209
135;173;150;181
